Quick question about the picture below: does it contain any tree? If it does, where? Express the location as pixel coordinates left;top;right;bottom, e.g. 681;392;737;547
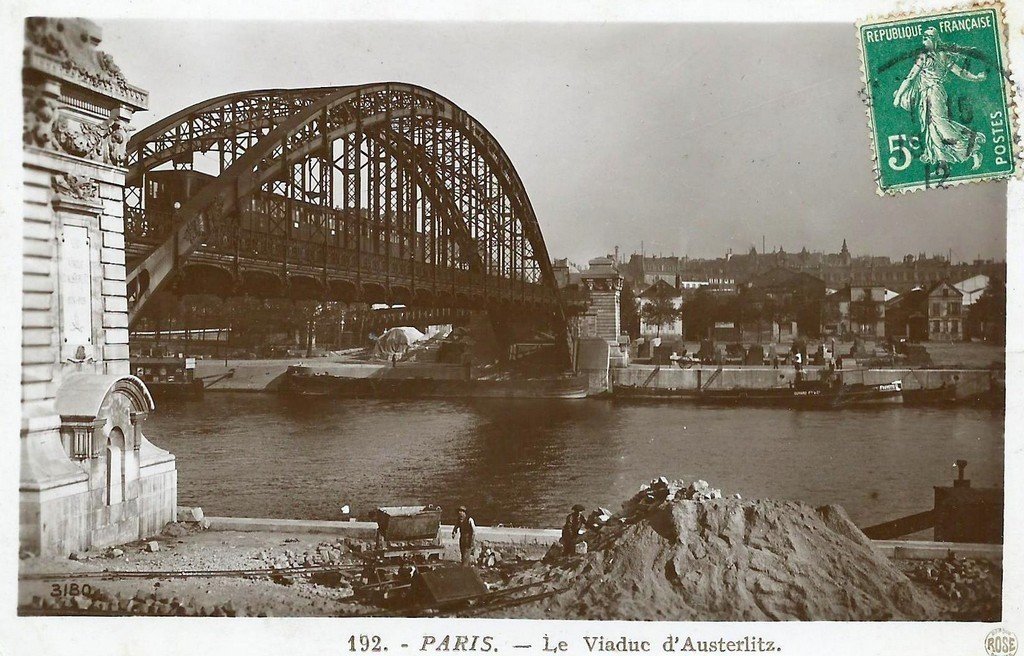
969;277;1006;344
640;284;680;336
681;288;717;339
850;298;881;334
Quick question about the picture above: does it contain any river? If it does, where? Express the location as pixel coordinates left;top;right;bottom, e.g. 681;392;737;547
146;393;1004;529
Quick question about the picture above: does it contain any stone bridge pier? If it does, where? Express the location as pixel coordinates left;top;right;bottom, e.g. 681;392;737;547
22;18;176;556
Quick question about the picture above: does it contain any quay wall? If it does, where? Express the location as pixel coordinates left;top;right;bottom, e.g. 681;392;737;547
205;516;1001;562
612;365;996;397
194;360;467;391
193;359;997;396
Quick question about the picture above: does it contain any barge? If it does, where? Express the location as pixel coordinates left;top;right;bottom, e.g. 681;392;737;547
130;356;205;400
697;379;903;408
615;376;904;408
282;365;589;399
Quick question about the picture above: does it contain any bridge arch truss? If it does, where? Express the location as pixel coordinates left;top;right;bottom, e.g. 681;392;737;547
123;83;569;358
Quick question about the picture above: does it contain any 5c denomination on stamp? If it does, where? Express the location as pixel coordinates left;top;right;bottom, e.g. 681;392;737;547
857;2;1018;194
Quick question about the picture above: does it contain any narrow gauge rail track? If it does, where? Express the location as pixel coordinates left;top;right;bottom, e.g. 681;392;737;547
20;561;369;581
19;580;568;618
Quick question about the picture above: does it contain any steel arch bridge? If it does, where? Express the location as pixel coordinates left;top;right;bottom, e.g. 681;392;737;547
122;83;570;363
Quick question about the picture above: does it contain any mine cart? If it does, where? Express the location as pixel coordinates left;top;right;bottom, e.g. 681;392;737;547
355;505;445;606
369;505;445;561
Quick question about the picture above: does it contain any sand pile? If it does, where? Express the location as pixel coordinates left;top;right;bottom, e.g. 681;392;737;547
501;479;936;621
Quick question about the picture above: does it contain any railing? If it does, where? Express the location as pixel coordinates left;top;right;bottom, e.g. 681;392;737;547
123;206;557;304
124;207;174;245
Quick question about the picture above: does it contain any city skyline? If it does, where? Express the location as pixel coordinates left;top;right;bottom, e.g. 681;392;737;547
563;237;1004;268
99;20;1007;266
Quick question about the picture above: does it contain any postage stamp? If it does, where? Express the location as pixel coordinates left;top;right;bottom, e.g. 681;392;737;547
857;2;1018;194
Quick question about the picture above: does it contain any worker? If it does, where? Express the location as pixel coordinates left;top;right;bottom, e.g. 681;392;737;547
793;349;803;383
451;506;476;566
562;504;587;556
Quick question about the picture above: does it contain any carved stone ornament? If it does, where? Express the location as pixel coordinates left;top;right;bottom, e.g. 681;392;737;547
52;115;134;166
23;85;58;149
51;172;99;201
25;18;130;95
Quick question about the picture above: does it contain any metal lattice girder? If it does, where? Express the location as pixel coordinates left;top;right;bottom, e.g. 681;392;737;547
124;83;569;361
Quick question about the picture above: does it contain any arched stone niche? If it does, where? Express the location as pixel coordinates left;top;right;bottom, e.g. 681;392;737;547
55;372;174;547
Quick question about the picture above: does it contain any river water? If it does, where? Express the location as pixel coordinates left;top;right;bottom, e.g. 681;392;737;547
146;393;1004;530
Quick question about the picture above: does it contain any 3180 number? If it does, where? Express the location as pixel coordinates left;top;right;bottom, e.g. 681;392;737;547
50;583;92;598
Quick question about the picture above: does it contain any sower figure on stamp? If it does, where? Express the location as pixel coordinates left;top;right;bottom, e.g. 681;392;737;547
562;504;587;556
893;26;987;170
452;505;476;566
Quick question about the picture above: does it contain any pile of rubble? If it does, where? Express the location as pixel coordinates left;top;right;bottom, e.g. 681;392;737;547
500;476;937;621
24;586;270;617
902;555;1001;620
255;537;368;571
159;506;211;539
544;477;734;560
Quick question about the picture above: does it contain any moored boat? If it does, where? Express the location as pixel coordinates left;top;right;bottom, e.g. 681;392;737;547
130;356;205;400
613;375;903;408
281;365;589;399
698;378;902;408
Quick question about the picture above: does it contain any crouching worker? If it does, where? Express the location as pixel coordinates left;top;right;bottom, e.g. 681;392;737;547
452;505;476;566
562;504;587;556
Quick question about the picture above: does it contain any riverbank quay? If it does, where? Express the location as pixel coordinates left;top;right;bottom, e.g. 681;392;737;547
191;357;1001;399
611;364;1000;398
18;517;1001;619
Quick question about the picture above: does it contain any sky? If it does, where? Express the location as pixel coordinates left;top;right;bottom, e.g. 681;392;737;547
99;20;1007;265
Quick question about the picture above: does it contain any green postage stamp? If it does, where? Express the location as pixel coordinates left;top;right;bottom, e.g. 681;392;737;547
857;3;1018;194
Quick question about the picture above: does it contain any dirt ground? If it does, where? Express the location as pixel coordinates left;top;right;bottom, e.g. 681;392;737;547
919;341;1004;368
18;518;1001;620
18;526;535;617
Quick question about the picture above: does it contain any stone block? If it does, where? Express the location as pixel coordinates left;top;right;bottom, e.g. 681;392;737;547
103;343;129;361
23;291;53;311
100;247;125;266
23;183;52;205
102;198;123;216
103;264;126;281
176;506;205;523
103;311;128;329
105;328;129;344
23;273;54;293
22;256;52;276
22;345;57;366
146;541;160;552
21;381;55;403
100;214;124;233
21;362;54;384
23;165;53;187
101;279;126;297
22;308;54;329
99;183;125;201
21;327;52;347
102;231;125;249
104;296;128;312
22;217;55;241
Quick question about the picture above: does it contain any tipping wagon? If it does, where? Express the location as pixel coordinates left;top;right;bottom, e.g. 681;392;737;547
356;505;445;605
372;505;444;557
